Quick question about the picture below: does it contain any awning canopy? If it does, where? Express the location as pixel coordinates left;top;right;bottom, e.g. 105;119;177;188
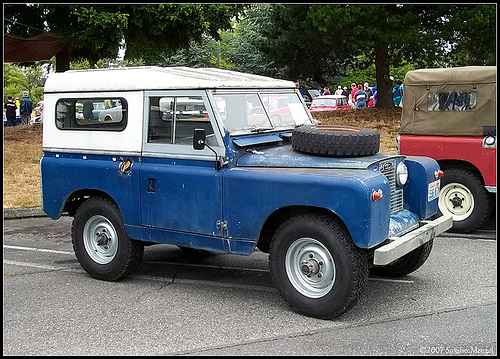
4;32;66;63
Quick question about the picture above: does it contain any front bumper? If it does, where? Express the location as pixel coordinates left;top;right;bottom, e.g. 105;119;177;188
373;214;453;265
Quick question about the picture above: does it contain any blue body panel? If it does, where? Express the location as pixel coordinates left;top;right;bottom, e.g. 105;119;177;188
224;166;391;248
139;157;223;236
41;139;440;255
41;153;142;226
403;156;440;219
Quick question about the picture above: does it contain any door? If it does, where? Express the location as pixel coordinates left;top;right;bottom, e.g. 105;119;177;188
140;91;226;239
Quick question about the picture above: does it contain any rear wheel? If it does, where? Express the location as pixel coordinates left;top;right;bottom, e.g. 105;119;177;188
437;168;492;233
72;198;144;281
269;213;368;319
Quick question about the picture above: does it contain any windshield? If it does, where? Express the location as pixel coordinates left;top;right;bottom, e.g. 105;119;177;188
212;91;311;135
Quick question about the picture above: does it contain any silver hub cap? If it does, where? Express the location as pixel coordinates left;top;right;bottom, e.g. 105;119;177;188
83;215;118;264
439;182;474;221
285;237;335;298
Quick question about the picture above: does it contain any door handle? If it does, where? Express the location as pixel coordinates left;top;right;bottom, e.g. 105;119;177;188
147;178;156;193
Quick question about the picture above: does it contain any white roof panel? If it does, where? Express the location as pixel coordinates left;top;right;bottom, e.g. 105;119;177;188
44;66;296;93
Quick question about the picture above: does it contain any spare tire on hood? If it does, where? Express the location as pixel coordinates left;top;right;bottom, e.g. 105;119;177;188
292;125;380;157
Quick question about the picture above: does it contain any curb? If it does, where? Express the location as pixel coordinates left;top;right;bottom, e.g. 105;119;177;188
3;207;48;219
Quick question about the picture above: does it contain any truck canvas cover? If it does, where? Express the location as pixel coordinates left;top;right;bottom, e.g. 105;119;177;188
400;66;496;136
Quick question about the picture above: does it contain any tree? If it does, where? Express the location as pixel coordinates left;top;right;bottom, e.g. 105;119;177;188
3;63;46;105
4;4;245;71
252;4;496;108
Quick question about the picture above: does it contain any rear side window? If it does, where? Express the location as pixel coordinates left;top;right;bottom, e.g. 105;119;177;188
55;98;127;130
147;95;216;146
428;92;477;111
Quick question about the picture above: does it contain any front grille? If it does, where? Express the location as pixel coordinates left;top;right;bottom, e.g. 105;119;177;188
379;159;403;214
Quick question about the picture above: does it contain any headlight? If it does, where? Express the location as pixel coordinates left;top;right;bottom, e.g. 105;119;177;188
396;162;408;186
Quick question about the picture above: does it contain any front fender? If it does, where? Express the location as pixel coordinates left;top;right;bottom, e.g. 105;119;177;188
404;156;441;219
224;167;391;249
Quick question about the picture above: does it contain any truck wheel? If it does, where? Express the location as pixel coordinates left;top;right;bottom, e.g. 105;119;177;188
269;213;368;319
292;125;380;157
72;198;144;281
437;168;493;233
369;240;433;278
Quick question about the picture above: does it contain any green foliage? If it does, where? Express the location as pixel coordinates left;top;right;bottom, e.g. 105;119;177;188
69;59;92;70
4;4;245;68
3;63;46;104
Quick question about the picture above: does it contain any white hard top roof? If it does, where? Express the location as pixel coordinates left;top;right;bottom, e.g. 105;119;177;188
44;66;297;93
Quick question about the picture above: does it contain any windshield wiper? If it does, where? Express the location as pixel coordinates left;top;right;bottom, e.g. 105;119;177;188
250;127;274;133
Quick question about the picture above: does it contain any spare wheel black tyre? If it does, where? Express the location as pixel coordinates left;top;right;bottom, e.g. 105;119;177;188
292;125;380;157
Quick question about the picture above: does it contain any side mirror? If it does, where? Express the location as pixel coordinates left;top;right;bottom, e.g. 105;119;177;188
193;128;206;150
192;128;228;170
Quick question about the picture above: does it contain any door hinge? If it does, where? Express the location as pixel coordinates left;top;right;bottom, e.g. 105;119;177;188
216;220;228;231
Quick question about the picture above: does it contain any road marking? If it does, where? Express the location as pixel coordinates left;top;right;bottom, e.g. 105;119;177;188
4;260;82;273
3;245;73;255
369;277;414;284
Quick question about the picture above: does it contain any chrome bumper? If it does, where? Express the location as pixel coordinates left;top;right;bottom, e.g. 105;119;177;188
373;214;453;265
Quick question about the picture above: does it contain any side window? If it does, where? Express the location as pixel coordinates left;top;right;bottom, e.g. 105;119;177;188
147;96;216;146
56;98;127;130
428;92;477;111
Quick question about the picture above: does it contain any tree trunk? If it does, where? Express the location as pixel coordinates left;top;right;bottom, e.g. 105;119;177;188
55;42;71;72
374;41;394;108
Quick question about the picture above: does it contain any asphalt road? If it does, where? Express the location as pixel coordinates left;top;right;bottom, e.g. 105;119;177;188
3;214;497;356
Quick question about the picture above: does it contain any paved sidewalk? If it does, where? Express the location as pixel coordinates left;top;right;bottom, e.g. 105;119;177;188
4;207;48;219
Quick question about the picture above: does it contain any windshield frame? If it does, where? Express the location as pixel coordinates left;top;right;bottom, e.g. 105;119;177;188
208;89;313;136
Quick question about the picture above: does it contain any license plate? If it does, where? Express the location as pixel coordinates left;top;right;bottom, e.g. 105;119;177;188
428;179;440;202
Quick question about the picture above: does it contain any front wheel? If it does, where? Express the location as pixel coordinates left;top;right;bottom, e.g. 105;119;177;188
369;240;433;278
269;213;368;319
72;198;144;281
437;168;492;233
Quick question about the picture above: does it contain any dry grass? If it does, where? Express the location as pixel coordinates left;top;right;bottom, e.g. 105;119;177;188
3;124;43;208
2;107;402;209
313;107;402;155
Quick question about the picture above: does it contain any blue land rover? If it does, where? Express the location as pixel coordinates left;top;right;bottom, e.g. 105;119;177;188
41;66;452;319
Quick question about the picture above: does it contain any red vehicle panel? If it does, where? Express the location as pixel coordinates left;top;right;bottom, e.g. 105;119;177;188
399;134;496;187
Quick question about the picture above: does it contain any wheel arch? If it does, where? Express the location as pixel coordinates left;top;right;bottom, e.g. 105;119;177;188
62;189;119;217
256;205;346;253
438;159;483;179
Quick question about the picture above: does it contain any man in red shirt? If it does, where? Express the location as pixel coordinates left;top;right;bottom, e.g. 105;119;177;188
349;83;358;108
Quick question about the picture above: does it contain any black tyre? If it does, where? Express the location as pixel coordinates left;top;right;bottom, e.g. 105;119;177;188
437;168;493;233
269;213;368;319
72;197;144;281
369;239;433;278
292;125;380;157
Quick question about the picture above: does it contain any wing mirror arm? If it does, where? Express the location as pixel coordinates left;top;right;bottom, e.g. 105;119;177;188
193;128;227;170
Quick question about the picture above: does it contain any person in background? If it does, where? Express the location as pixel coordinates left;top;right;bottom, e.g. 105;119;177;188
364;82;373;99
295;82;304;97
323;87;331;95
20;91;33;125
354;84;368;108
371;85;378;106
349;83;358;108
341;86;349;98
335;85;343;95
38;96;44;123
392;80;404;107
4;95;18;126
15;97;20;118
